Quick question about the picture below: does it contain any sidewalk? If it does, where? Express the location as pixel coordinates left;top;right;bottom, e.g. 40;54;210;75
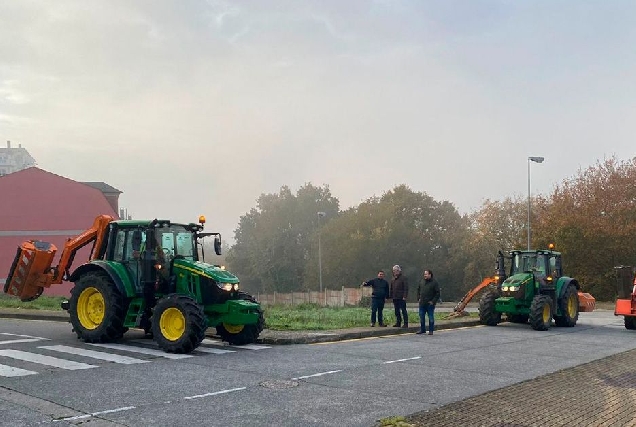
0;307;480;344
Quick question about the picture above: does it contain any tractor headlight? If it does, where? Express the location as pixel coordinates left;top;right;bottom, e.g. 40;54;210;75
502;286;509;292
217;283;239;292
509;286;519;292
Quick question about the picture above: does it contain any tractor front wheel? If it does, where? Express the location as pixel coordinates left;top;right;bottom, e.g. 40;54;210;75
152;294;207;354
479;289;501;326
217;323;259;345
554;284;579;327
529;294;553;331
625;316;636;330
69;272;127;342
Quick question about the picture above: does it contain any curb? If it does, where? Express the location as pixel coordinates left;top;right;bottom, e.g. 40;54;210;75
0;309;481;345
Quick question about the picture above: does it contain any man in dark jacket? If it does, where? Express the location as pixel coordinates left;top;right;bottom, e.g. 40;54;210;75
416;269;441;335
362;270;390;327
390;265;409;328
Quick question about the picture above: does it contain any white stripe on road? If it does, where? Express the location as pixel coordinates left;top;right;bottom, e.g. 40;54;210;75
0;333;49;345
183;387;246;400
88;343;193;359
55;406;136;422
194;347;236;355
0;363;37;377
291;370;343;381
0;350;96;370
384;356;422;364
39;345;149;365
202;338;271;350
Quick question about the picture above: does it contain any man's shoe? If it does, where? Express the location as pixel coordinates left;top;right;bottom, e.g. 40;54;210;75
379;324;388;327
428;332;433;335
392;324;401;327
401;325;409;329
370;323;375;327
416;331;424;335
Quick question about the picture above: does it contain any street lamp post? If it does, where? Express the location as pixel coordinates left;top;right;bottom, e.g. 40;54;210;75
527;156;545;250
317;211;326;292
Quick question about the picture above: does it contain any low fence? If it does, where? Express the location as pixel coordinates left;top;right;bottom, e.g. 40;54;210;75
255;286;373;307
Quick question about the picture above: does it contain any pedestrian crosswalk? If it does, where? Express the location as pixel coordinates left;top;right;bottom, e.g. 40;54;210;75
0;333;271;378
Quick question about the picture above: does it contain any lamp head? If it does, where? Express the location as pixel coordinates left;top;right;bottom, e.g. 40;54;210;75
529;156;545;163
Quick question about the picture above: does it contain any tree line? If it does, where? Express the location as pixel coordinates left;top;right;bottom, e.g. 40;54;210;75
226;157;636;302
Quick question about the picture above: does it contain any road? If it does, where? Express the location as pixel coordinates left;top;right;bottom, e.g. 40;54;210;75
1;310;634;426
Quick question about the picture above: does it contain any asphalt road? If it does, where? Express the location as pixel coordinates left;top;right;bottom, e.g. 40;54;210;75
1;310;634;426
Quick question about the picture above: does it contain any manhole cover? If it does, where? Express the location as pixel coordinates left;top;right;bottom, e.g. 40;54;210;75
259;380;299;390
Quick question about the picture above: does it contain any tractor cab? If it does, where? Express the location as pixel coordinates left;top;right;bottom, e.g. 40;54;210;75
509;250;562;283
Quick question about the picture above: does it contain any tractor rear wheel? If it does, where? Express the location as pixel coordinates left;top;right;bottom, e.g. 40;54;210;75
554;284;579;327
479;289;501;326
508;314;528;324
69;272;128;342
625;316;636;330
529;294;553;331
152;294;206;354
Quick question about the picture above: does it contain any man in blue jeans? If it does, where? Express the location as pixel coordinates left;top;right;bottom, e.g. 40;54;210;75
362;270;390;327
416;269;441;335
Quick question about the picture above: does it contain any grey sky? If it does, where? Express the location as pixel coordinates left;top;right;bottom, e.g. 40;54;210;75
2;1;635;240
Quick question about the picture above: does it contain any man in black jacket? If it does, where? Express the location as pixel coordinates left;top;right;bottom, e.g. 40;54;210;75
390;265;409;328
362;270;390;327
416;269;441;335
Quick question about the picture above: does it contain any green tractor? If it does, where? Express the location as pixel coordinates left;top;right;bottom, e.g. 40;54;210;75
478;247;582;331
4;215;264;353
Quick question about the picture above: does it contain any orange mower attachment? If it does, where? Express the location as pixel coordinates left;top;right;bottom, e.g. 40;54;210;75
4;241;58;301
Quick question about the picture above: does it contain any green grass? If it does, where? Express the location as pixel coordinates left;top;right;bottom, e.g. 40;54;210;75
0;295;478;331
0;294;66;310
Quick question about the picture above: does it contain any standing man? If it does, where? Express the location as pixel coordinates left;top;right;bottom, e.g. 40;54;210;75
390;265;409;328
416;269;441;335
362;270;390;327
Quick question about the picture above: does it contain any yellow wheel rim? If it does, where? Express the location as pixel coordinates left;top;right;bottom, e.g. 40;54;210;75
567;293;578;318
542;304;551;323
77;287;105;330
160;308;186;341
223;323;245;334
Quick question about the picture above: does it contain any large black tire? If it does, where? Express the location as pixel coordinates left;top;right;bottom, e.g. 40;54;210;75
238;291;265;333
152;294;206;354
479;290;501;326
554;284;579;327
217;323;259;345
625;316;636;330
69;272;128;343
529;294;553;331
508;314;529;324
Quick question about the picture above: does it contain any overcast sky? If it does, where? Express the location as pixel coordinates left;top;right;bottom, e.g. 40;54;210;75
2;1;635;241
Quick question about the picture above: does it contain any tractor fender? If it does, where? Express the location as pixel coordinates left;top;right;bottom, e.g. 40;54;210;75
69;261;133;298
556;277;580;300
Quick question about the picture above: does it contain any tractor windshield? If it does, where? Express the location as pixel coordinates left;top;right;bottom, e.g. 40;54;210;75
155;225;196;261
511;252;541;275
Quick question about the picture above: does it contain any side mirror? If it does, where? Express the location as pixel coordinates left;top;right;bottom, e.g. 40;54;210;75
214;235;222;256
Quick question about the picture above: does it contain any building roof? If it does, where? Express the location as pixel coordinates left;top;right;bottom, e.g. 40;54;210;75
81;181;122;194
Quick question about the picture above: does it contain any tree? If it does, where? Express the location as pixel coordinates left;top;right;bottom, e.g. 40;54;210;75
226;183;339;293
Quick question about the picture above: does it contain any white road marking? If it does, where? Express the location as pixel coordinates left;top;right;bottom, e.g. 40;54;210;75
291;370;343;381
202;339;271;350
55;406;136;422
88;343;193;360
0;333;49;345
0;363;37;377
38;345;149;364
384;356;422;364
194;347;236;355
183;387;246;400
0;350;96;370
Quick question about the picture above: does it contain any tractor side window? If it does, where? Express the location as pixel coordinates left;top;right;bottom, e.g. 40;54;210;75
549;256;558;277
113;230;126;262
127;230;146;261
535;254;546;274
176;233;194;258
161;233;175;258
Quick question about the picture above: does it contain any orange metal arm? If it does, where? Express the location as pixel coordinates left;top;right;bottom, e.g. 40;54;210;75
448;277;496;317
52;214;114;283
